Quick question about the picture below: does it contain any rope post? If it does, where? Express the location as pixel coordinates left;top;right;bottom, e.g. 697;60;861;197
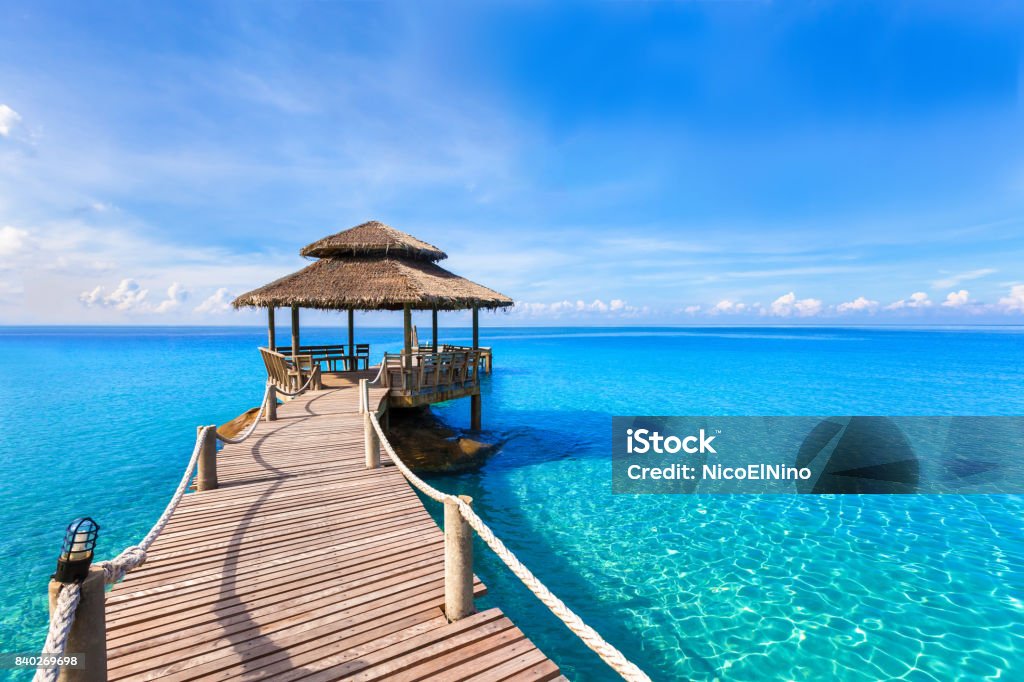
266;384;277;422
47;567;106;682
361;380;380;469
196;426;218;491
444;495;475;622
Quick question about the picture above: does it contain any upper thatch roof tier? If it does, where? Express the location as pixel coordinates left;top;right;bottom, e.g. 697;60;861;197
232;256;513;311
300;221;447;261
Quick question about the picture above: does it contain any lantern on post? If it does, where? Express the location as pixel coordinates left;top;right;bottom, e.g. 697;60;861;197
53;517;100;583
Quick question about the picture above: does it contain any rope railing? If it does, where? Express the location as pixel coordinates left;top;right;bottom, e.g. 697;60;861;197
215;382;272;444
367;411;652;682
34;369;315;679
367;360;386;387
35;425;212;682
274;366;320;397
33;587;81;682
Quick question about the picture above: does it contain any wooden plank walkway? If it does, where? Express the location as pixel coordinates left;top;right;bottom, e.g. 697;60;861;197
104;380;563;681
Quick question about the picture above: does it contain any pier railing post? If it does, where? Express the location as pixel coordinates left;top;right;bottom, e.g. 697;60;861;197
47;566;106;682
444;495;475;622
266;384;277;421
360;379;380;469
196;425;218;491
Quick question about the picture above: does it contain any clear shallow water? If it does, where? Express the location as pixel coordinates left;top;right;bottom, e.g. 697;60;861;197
1;326;1023;681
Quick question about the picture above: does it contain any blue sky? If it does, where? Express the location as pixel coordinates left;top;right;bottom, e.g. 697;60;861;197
1;1;1023;325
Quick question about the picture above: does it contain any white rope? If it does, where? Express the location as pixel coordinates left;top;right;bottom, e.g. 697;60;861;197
368;361;386;387
274;367;318;397
35;378;277;670
96;425;211;584
368;413;650;682
216;382;272;444
32;583;81;682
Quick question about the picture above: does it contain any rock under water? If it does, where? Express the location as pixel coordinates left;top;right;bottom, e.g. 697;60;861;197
384;406;498;472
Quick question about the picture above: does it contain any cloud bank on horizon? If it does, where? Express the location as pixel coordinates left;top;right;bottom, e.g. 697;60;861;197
1;2;1023;325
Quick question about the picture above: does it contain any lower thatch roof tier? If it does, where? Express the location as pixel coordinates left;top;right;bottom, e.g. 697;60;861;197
232;256;513;311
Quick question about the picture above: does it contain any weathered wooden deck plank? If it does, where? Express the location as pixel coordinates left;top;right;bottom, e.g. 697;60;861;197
105;379;560;681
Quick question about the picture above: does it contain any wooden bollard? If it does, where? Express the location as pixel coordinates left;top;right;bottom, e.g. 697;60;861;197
363;412;380;469
47;566;106;682
265;384;277;422
360;380;380;469
444;495;475;622
196;426;218;491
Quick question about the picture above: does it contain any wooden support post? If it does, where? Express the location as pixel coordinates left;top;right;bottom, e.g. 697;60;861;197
267;307;276;350
472;306;479;349
196;426;218;491
347;309;355;368
403;304;413;356
403;303;412;390
444;495;475;622
290;305;300;361
48;567;106;682
470;393;482;431
266;384;277;421
432;308;438;350
361;380;380;469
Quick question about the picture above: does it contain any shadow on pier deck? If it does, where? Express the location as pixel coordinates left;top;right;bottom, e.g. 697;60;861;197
104;381;563;681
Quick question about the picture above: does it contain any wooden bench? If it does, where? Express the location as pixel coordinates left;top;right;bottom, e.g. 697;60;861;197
259;347;321;392
275;344;370;372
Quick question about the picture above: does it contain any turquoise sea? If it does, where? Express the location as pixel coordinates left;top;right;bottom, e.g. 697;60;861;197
1;326;1022;681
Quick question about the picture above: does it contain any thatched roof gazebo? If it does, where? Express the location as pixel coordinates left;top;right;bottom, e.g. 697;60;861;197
233;220;513;368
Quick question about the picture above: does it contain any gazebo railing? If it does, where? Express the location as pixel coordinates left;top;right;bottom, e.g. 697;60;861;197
416;343;492;373
380;350;482;395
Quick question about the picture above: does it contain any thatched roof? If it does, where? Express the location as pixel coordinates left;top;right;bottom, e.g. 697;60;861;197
233;256;513;311
300;221;447;261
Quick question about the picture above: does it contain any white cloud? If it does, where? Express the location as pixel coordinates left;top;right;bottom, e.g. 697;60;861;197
0;104;21;137
769;291;822;317
683;305;701;315
886;291;932;310
154;282;189;313
932;268;996;289
511;298;647;318
0;226;30;258
194;288;234;315
79;278;150;311
0;278;24;303
998;285;1024;313
941;289;970;308
836;296;879;313
710;299;747;315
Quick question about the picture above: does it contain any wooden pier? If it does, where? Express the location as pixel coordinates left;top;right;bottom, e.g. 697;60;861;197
40;224;648;682
102;378;563;681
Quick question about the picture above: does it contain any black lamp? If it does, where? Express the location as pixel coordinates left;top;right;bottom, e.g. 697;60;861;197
53;517;100;583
